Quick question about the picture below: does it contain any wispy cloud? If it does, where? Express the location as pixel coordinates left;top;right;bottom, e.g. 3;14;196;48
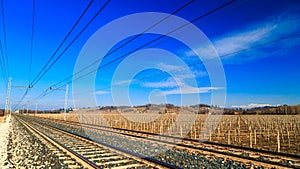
141;77;183;88
157;63;207;78
94;90;109;95
232;103;280;109
112;79;135;86
158;63;183;72
141;63;207;89
161;86;222;95
186;13;300;63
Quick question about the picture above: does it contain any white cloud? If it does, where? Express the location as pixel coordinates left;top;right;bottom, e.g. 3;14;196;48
157;63;206;78
232;103;280;109
112;79;135;86
161;86;222;95
186;13;300;62
140;63;207;89
94;90;108;95
158;63;183;72
141;77;183;88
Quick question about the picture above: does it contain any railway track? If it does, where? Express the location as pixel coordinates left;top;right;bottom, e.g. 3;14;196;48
16;116;179;169
21;115;300;168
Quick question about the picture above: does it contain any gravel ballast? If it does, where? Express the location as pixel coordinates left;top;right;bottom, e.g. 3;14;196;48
0;115;11;169
5;116;69;168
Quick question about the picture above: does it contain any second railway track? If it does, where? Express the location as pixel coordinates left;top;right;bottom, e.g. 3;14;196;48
20;115;300;168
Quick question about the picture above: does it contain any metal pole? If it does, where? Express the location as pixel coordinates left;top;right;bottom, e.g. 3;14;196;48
35;101;39;116
5;77;12;114
63;84;69;121
26;103;29;115
9;101;11;113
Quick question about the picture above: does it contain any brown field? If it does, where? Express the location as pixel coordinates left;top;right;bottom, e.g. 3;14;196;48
32;110;300;154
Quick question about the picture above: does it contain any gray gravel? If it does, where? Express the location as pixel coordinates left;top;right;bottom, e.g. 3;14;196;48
6;116;70;168
24;116;264;169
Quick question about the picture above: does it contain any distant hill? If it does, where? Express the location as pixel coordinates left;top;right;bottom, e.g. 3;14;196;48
231;104;300;115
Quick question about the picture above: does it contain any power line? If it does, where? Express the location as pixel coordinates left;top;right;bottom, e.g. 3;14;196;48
37;32;300;100
30;0;95;87
0;40;7;86
15;0;103;107
28;0;36;84
16;0;107;107
33;0;238;101
52;0;238;90
54;0;195;88
30;0;110;87
33;0;195;101
0;0;9;82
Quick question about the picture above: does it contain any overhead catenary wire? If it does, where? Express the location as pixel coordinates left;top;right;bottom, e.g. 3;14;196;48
36;32;300;100
30;0;111;88
29;0;96;87
13;0;37;111
32;0;238;101
14;0;110;110
28;0;36;85
0;0;9;84
0;40;7;86
32;0;195;102
53;0;195;88
49;0;238;90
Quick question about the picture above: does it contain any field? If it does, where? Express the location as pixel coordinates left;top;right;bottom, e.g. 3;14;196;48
32;110;300;155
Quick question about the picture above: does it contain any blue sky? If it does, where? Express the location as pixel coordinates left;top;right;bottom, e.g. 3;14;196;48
0;0;299;110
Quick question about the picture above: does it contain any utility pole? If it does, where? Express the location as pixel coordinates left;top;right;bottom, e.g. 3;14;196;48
10;83;33;113
26;103;29;115
35;101;39;116
46;84;69;121
9;100;12;113
64;84;69;121
5;77;12;114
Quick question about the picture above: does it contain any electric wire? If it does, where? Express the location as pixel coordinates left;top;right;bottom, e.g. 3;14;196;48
29;0;95;87
28;0;36;86
53;0;195;88
30;0;111;87
13;0;110;110
32;0;239;102
36;32;300;101
0;40;7;86
46;0;238;93
0;0;9;84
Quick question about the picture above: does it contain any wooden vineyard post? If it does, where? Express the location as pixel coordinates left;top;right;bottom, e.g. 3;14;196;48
190;126;193;139
194;126;197;139
254;130;257;146
218;127;220;140
234;129;237;142
277;130;280;152
228;130;231;144
180;126;183;137
209;130;212;141
287;130;290;148
250;128;253;148
238;117;241;144
267;129;270;143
